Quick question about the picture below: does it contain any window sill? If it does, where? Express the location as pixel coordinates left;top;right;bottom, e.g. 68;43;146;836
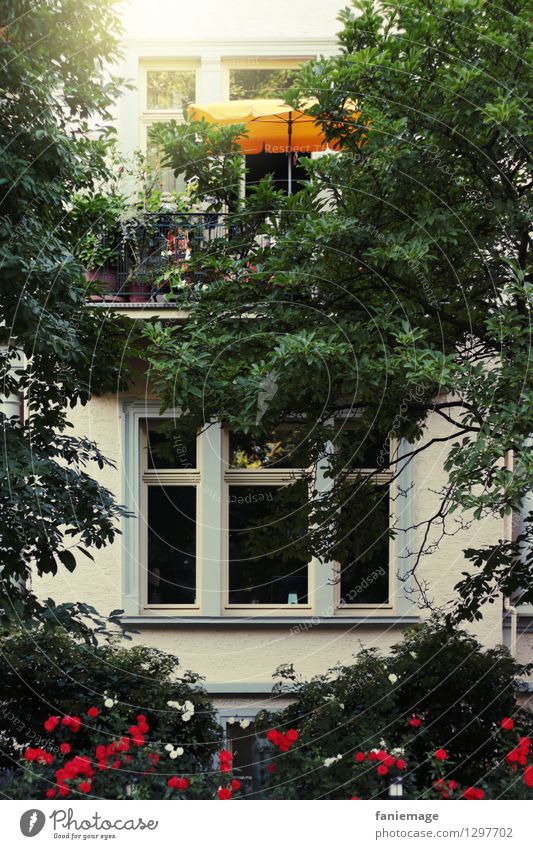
120;614;421;628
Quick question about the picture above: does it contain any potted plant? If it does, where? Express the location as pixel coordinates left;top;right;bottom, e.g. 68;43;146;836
70;192;127;299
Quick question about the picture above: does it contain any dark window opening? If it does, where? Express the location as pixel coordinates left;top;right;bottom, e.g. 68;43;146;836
245;151;310;195
147;486;196;604
228;485;308;605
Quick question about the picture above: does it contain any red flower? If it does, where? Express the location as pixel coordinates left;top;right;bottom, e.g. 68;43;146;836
217;787;232;800
58;783;69;798
231;779;241;790
524;767;533;789
148;753;159;764
266;729;280;744
45;788;56;799
286;729;299;743
434;749;448;761
132;734;145;747
267;763;276;773
376;749;387;762
79;781;92;794
44;716;60;733
519;737;530;752
448;780;458;791
463;786;484;800
500;717;514;731
377;765;388;776
383;755;395;767
60;743;71;755
62;716;81;733
350;796;361;800
95;745;106;760
167;776;189;790
409;716;421;728
87;707;99;718
368;751;378;762
396;758;406;770
354;752;365;763
62;716;72;728
219;750;232;766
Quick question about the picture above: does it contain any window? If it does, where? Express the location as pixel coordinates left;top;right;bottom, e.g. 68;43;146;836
333;430;393;608
229;67;297;100
140;63;198;192
141;420;199;607
225;428;312;608
122;402;409;618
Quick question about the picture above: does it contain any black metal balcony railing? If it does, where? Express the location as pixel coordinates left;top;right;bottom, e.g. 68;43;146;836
87;212;235;305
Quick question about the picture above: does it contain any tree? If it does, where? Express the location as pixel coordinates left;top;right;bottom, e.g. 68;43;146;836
0;0;129;637
147;0;532;621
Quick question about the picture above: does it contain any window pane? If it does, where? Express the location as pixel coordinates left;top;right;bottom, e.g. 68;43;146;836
228;722;269;798
229;427;314;469
144;420;196;469
229;68;297;100
147;486;196;604
339;524;390;605
147;70;195;111
228;485;308;605
146;135;186;193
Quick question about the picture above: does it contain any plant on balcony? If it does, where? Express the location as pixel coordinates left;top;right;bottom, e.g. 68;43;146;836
70;190;127;296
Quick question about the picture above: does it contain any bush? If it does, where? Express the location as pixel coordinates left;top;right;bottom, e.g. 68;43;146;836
0;627;220;784
255;620;533;799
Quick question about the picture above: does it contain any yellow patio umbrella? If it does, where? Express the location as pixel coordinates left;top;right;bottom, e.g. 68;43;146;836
188;99;359;194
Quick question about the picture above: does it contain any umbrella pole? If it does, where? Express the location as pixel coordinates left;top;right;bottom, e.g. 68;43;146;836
287;112;293;195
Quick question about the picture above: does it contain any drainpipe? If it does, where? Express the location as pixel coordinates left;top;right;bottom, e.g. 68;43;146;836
503;449;517;657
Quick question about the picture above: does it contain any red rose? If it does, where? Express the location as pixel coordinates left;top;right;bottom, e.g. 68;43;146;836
87;707;99;718
448;780;458;790
217;787;232;800
132;734;144;747
137;714;147;723
95;745;106;760
60;743;70;755
368;751;378;762
377;765;388;776
44;716;60;733
383;755;395;767
524;767;533;788
58;784;69;798
79;781;92;794
463;786;484;800
519;737;530;752
219;749;232;763
376;750;387;762
434;749;448;761
46;788;56;799
506;749;519;764
409;717;421;728
69;717;81;733
354;752;365;763
501;717;514;731
286;729;299;743
267;763;276;773
62;716;72;728
231;779;241;790
396;758;406;770
220;762;231;773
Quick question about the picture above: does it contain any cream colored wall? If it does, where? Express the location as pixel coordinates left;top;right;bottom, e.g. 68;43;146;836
34;386;511;685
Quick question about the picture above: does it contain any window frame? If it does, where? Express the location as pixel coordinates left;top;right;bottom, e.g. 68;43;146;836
221;57;308;101
222;427;313;611
139;418;201;611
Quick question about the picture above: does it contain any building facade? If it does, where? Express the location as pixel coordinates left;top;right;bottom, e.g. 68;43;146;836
34;0;533;737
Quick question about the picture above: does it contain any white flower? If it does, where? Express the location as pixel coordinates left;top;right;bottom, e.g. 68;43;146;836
388;673;398;684
339;703;345;711
323;754;343;768
391;747;405;757
169;749;179;759
379;739;387;749
184;700;195;714
227;717;236;725
175;747;184;757
164;743;174;752
239;720;250;730
410;651;417;659
104;698;115;709
181;711;192;722
167;700;181;710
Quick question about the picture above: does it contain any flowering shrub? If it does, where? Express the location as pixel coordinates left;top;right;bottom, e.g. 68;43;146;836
0;628;220;777
9;708;239;800
255;621;532;799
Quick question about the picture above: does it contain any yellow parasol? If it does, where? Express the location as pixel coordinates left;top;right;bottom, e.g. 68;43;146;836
188;99;360;193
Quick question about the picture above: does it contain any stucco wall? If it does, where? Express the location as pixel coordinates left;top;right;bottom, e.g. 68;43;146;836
34;384;511;686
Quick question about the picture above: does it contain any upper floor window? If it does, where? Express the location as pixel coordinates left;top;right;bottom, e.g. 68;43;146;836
140;62;198;192
229;67;297;100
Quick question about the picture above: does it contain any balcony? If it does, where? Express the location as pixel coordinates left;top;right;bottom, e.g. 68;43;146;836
87;212;239;306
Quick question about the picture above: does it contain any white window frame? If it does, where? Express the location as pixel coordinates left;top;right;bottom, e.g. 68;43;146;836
121;401;415;619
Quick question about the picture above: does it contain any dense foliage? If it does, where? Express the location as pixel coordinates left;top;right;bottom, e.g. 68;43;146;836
0;627;220;784
255;621;533;799
0;0;130;633
148;0;533;620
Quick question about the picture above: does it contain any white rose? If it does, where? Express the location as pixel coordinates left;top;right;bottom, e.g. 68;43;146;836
164;743;174;752
227;717;236;725
104;698;114;709
388;673;398;684
169;750;179;759
181;711;192;722
240;720;250;730
184;700;195;714
175;747;184;757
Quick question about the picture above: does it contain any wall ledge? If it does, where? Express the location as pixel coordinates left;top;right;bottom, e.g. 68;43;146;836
120;615;421;628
